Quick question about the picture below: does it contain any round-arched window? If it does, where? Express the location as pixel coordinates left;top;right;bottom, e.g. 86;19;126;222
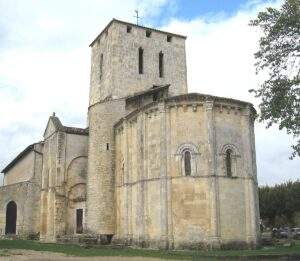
225;149;232;177
184;150;191;176
177;143;199;177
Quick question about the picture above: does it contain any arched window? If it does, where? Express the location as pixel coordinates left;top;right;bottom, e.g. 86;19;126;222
220;144;240;177
184;150;191;176
138;47;144;74
177;143;199;177
225;149;232;177
159;51;164;78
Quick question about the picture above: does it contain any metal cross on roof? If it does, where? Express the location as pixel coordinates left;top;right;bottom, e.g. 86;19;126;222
133;9;141;25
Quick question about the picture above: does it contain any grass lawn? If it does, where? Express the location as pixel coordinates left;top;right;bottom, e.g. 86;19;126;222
0;240;299;260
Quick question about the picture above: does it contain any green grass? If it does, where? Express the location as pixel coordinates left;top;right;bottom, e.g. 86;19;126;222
0;249;10;257
0;240;299;260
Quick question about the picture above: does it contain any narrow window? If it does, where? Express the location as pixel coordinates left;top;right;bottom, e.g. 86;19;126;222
167;35;172;42
127;25;132;33
184;151;191;176
153;93;158;102
138;47;143;74
225;149;232;177
76;209;83;234
146;30;152;38
121;163;125;184
159;51;164;78
100;53;103;80
106;143;109;150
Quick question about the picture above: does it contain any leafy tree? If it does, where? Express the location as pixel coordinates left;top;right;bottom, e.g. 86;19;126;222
259;180;300;227
250;0;300;158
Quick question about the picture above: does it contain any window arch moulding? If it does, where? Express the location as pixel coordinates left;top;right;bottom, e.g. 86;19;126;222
219;144;241;178
176;143;200;177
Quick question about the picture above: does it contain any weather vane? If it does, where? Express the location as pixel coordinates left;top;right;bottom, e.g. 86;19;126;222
133;9;141;25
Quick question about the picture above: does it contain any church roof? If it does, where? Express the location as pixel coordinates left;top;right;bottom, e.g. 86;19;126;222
114;93;257;129
89;18;187;47
1;142;41;173
125;84;170;103
44;115;89;137
1;116;88;173
166;93;255;108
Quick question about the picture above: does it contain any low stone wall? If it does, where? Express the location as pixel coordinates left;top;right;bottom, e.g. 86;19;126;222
56;234;98;245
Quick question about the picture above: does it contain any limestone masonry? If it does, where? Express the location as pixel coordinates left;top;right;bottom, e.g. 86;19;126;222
0;19;260;249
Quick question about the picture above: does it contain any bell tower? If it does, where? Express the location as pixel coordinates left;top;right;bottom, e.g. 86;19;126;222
86;19;188;238
88;18;187;107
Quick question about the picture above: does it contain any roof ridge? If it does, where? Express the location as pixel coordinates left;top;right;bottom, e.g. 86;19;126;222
89;18;187;47
1;143;35;173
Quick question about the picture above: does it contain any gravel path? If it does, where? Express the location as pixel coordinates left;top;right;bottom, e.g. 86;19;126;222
0;249;168;261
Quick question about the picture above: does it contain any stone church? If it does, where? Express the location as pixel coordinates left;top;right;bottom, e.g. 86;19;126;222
0;19;260;249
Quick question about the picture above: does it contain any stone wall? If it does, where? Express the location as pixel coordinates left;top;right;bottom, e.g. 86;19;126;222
0;20;260;250
87;19;188;238
3;151;35;186
114;94;260;249
0;182;41;237
86;99;126;235
0;142;43;238
89;20;187;106
40;119;88;242
40;130;61;242
66;156;87;235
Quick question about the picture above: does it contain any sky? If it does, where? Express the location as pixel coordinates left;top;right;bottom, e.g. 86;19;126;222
0;0;299;186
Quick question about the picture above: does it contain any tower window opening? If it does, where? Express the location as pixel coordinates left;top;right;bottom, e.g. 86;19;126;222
146;30;152;38
138;47;144;74
159;51;164;78
106;143;109;151
184;150;191;176
100;53;103;80
167;35;172;42
127;25;132;33
225;149;232;177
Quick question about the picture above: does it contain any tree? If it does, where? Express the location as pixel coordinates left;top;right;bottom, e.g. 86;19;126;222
259;180;300;227
250;0;300;158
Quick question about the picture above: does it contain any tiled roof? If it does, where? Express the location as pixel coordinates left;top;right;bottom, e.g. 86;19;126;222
49;116;89;136
125;84;170;103
114;93;257;128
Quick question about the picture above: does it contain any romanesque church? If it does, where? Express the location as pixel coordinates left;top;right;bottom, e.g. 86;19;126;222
0;19;260;249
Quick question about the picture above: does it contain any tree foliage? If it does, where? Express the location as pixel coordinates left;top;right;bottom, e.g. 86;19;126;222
259;180;300;227
250;0;300;158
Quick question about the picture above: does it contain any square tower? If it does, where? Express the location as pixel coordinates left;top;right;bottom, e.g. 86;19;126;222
89;19;188;107
86;19;188;238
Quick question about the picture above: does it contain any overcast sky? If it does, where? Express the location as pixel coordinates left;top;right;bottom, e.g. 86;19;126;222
0;0;299;186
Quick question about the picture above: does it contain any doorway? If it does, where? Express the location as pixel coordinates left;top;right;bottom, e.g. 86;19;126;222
5;201;17;235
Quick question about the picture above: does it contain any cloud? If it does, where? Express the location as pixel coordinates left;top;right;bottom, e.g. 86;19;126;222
160;0;299;186
0;0;172;184
0;0;298;186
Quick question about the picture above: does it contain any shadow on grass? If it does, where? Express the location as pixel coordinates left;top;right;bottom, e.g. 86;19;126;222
0;240;299;260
